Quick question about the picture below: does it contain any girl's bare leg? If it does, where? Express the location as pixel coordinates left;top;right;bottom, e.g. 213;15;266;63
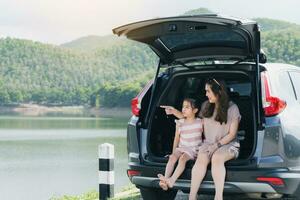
164;154;179;178
211;149;235;200
158;154;179;190
166;153;191;188
189;152;210;200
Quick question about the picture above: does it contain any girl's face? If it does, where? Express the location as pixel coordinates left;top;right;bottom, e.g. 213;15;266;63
182;100;198;118
205;84;218;103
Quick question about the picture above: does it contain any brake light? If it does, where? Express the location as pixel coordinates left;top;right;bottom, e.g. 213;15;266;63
261;72;286;116
257;177;284;186
264;96;286;116
131;79;153;117
131;97;140;116
127;170;141;177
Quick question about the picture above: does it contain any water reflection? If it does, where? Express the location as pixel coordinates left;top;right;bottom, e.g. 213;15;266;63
0;116;128;129
0;114;130;200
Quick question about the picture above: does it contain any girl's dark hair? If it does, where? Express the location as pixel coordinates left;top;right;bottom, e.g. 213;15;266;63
183;97;200;116
202;78;229;124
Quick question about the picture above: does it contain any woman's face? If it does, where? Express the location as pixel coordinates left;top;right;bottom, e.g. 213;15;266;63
205;84;218;103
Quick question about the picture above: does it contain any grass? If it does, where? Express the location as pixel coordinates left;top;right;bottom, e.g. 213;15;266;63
110;185;140;200
49;184;140;200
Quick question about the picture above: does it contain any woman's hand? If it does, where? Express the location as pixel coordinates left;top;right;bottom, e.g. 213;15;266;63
160;105;176;115
207;143;218;158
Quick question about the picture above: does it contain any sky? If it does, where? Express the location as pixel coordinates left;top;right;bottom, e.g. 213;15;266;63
0;0;299;45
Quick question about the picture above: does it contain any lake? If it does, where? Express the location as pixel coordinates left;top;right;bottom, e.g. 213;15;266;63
0;115;130;200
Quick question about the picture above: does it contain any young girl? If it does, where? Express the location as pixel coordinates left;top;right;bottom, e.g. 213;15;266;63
158;98;203;191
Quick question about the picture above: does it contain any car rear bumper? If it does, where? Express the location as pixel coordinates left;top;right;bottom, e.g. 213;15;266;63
128;166;300;196
131;176;277;194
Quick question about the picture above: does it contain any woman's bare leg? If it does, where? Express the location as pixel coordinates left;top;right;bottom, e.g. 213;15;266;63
166;153;191;188
211;149;235;200
189;152;210;200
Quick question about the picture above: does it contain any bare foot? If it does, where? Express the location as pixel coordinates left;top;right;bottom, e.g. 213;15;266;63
157;174;169;191
159;180;168;191
166;178;175;188
157;174;167;182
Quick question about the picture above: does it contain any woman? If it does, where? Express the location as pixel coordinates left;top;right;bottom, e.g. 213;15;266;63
161;78;241;200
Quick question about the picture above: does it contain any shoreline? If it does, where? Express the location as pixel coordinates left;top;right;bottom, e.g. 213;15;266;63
0;104;131;118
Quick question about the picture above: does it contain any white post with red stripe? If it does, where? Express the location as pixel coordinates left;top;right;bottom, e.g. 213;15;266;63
99;143;114;200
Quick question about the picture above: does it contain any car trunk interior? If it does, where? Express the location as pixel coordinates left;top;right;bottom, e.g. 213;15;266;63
147;66;257;166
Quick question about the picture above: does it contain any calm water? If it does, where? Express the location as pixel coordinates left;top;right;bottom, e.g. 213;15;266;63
0;115;130;200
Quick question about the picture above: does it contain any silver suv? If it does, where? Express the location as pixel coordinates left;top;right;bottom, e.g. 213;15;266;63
113;15;300;200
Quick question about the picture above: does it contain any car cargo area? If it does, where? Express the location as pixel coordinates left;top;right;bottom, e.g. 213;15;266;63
147;67;258;165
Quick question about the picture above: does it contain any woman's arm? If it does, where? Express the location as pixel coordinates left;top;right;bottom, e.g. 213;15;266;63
218;118;239;146
160;105;184;119
172;126;180;153
207;118;239;158
218;104;241;146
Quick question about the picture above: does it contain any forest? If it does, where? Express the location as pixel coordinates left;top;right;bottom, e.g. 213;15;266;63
0;10;299;107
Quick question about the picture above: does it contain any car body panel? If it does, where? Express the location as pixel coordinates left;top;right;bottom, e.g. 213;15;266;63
262;64;300;167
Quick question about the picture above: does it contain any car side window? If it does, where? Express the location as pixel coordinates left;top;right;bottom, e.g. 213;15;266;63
278;71;297;101
289;71;300;101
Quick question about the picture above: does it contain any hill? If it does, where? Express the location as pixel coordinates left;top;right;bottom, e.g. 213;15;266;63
0;37;156;105
254;18;300;31
182;8;215;15
0;8;299;107
61;35;128;52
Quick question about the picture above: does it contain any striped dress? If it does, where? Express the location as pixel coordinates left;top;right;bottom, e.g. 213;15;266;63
173;118;203;160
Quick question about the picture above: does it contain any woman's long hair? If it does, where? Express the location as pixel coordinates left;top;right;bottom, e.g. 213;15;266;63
202;78;229;124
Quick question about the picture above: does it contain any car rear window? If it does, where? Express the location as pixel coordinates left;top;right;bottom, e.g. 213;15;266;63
277;71;296;101
159;31;246;51
227;82;251;97
178;76;251;100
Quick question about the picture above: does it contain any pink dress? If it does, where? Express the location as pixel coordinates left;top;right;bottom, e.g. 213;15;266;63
173;118;203;160
198;101;241;159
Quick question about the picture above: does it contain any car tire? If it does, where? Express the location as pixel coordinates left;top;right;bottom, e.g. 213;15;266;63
140;187;178;200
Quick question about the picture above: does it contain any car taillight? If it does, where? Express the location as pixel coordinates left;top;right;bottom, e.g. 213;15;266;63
257;177;284;186
264;96;287;116
131;79;153;117
127;170;141;177
261;72;286;116
131;97;140;116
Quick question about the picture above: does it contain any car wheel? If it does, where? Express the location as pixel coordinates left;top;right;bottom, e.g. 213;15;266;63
140;187;178;200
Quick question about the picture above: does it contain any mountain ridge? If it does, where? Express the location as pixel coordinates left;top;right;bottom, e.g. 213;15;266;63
0;8;299;106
